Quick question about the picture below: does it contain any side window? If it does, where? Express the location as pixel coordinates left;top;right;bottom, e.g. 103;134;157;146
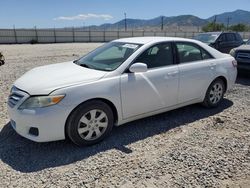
149;46;159;55
201;48;213;60
218;34;226;42
226;33;235;41
176;43;202;63
135;43;174;69
176;42;213;63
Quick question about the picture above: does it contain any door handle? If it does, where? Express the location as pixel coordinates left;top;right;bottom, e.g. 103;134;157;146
167;71;178;76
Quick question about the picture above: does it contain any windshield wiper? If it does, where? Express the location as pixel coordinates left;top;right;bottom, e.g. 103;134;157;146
73;59;92;69
79;63;92;69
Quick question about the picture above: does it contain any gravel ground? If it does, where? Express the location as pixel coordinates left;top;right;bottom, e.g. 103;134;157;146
0;43;249;188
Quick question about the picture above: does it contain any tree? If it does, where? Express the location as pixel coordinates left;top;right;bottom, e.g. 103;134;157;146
202;22;225;32
229;24;248;32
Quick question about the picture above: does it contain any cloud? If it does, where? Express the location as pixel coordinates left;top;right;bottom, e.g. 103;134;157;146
54;13;113;21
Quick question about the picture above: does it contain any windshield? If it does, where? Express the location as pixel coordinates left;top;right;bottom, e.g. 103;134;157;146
74;42;142;71
247;39;250;45
194;33;219;44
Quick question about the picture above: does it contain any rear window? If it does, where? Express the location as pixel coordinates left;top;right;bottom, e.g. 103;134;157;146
235;33;243;42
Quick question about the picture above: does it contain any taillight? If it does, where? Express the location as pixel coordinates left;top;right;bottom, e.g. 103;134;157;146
232;60;237;67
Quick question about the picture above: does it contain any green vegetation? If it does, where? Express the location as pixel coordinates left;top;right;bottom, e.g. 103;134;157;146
229;24;248;32
202;23;225;32
202;22;250;32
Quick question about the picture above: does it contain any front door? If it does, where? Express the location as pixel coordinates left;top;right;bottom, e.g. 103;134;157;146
120;42;179;119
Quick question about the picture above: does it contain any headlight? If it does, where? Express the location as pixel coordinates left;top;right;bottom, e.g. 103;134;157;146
19;95;65;109
229;49;236;57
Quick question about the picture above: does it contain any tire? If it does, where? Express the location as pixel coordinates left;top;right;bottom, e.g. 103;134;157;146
202;78;225;108
66;100;114;146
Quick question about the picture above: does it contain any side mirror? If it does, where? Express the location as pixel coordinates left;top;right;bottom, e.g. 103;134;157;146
129;63;148;73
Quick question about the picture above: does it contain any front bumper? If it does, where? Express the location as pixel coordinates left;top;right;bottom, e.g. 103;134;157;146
237;62;250;71
7;89;71;142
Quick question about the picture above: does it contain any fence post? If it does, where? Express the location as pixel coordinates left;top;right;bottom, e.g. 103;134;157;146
34;26;38;42
54;28;57;43
132;30;134;37
72;27;75;42
142;30;145;37
88;28;91;42
103;30;106;42
13;25;17;44
117;30;119;39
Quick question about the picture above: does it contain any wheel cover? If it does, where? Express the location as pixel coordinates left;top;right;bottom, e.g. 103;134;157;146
209;82;223;104
77;109;108;141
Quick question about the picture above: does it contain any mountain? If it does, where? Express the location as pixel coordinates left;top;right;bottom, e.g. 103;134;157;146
164;15;208;26
207;9;250;25
88;10;250;30
96;15;208;30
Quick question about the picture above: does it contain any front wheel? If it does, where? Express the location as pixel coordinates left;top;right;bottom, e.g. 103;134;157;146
202;79;225;108
66;100;114;146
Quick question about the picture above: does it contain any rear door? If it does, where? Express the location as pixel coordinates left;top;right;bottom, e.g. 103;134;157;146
175;42;216;103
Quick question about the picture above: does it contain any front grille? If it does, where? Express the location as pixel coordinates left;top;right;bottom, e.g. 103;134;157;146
236;51;250;61
8;86;26;108
8;92;24;107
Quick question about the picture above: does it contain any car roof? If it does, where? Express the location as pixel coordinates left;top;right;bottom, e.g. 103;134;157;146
113;37;201;45
198;31;239;35
197;32;222;35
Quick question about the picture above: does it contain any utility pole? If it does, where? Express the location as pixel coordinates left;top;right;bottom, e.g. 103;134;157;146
213;15;217;31
226;17;232;30
124;13;127;31
161;16;164;31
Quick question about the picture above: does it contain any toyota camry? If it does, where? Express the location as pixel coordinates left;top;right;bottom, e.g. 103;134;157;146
8;37;237;146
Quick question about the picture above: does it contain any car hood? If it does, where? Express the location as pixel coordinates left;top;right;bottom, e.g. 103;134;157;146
14;61;107;95
234;44;250;51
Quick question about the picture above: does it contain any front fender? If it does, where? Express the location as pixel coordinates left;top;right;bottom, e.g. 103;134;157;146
51;76;122;124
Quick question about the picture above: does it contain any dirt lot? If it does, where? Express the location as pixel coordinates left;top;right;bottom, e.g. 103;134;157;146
0;43;249;187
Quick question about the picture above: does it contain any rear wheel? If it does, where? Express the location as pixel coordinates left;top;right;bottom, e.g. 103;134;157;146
66;100;114;146
202;79;225;108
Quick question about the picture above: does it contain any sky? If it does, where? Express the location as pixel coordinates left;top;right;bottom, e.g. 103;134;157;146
0;0;250;28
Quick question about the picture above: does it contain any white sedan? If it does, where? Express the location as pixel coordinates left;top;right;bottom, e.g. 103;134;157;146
8;37;237;146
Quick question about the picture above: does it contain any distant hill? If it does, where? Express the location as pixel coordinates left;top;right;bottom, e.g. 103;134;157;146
95;15;208;30
164;15;208;26
88;9;250;30
207;9;250;25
